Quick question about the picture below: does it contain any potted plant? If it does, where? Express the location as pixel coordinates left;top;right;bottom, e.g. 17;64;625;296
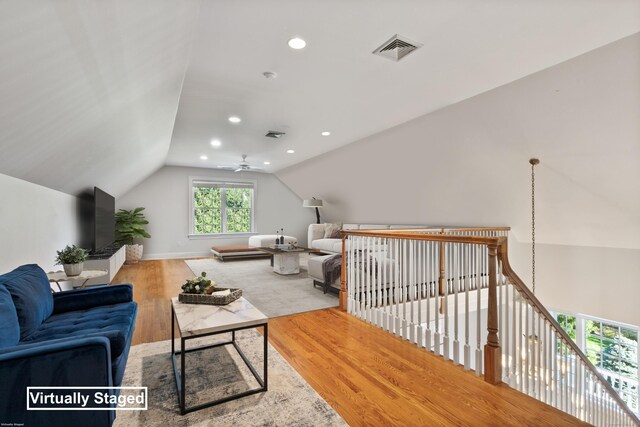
55;245;89;276
181;272;216;295
115;207;151;264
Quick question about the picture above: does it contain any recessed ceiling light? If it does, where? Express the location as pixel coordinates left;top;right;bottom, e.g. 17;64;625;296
286;149;295;154
288;37;306;49
228;116;241;123
200;155;208;160
321;131;331;136
210;139;222;147
263;161;271;165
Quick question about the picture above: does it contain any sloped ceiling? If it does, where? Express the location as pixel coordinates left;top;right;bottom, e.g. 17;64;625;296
0;0;200;197
276;33;640;249
1;1;639;200
166;0;640;174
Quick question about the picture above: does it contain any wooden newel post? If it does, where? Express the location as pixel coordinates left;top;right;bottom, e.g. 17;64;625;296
484;243;502;384
339;234;348;311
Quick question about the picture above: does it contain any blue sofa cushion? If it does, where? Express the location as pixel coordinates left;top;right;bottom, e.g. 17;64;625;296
22;301;137;360
0;285;20;348
0;265;53;339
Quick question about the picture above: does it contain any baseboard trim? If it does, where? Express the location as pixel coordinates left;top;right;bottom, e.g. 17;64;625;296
142;251;211;260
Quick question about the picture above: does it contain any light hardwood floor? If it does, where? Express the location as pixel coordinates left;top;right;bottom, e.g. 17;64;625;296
113;259;587;426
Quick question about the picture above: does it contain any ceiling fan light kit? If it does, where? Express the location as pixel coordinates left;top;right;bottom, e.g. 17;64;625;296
218;154;265;173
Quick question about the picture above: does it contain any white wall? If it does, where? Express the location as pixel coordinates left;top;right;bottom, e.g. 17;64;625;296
0;173;79;274
276;35;640;326
116;166;311;259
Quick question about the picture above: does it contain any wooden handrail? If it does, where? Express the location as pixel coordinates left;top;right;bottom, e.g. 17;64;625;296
339;228;639;424
341;229;508;246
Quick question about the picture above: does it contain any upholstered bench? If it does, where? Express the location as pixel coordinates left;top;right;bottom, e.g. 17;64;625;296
210;245;270;262
308;254;341;294
248;234;297;248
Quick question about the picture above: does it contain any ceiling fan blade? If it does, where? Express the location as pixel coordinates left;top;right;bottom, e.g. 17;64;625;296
234;167;243;172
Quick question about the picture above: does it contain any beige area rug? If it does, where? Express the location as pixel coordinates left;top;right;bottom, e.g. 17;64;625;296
114;329;346;426
185;255;338;318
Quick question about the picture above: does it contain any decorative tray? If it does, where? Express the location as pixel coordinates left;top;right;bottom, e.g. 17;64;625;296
178;287;242;305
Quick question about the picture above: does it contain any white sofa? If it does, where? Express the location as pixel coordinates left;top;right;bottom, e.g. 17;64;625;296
307;223;431;254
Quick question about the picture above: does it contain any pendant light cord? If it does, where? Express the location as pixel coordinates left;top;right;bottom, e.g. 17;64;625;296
530;158;539;295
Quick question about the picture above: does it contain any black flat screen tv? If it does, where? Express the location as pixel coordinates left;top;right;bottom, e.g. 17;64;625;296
94;187;115;252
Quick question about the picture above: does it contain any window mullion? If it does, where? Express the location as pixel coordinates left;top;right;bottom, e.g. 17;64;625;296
576;317;585;353
221;188;227;233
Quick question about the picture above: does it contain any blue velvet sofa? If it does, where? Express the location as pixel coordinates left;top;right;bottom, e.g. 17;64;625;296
0;264;137;426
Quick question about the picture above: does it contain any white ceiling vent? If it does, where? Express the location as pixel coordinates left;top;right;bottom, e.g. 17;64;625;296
372;34;423;61
265;130;285;139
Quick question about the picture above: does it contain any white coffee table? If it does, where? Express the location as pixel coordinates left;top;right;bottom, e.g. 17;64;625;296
256;246;319;275
171;297;268;415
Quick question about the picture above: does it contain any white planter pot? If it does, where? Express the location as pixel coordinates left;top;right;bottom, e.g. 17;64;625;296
126;244;144;264
63;262;83;277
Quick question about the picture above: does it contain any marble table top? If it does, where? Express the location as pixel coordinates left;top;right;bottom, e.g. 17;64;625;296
171;297;268;337
47;270;108;281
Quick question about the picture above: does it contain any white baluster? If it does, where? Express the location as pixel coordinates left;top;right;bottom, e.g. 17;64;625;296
347;236;353;314
381;237;387;331
564;340;569;414
453;243;460;365
551;322;556;409
518;298;524;391
357;236;362;318
425;241;432;352
434;242;441;357
542;318;548;404
510;285;517;388
367;237;372;323
498;260;503;374
409;239;415;343
577;361;583;421
443;243;450;360
377;237;383;327
464;244;471;370
524;302;530;395
417;240;423;348
475;244;482;375
394;238;400;335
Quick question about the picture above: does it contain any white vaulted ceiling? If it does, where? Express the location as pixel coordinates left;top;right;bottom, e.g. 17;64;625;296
0;0;639;197
0;0;201;197
166;0;640;173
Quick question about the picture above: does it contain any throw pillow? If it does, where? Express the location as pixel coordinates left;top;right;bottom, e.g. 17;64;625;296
324;223;342;239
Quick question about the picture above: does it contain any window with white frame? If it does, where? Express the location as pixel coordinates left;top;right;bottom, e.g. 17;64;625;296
553;310;639;414
190;179;255;235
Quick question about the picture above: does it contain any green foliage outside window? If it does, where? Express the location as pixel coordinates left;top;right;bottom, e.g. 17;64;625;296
556;313;638;412
192;185;252;234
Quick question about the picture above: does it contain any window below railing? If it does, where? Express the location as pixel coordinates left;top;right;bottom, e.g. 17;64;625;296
551;310;639;415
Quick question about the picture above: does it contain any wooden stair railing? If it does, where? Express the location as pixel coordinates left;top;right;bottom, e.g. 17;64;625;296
338;228;639;426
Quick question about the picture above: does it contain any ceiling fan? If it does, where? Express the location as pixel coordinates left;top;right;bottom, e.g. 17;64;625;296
218;155;264;173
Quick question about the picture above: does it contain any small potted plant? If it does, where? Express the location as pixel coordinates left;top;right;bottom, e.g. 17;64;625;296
179;272;242;305
115;207;151;264
181;272;216;295
55;245;89;276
